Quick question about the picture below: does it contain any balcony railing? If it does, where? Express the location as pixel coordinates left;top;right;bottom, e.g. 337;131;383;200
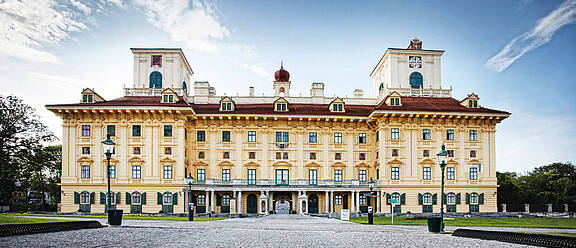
385;87;452;98
183;178;381;188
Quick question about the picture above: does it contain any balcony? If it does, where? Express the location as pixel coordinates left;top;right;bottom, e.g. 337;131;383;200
384;87;451;98
183;178;382;189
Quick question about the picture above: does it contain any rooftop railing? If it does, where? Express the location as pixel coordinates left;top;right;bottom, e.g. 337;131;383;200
184;178;381;188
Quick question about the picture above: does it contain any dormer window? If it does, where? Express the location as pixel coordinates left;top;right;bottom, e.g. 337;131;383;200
219;96;235;111
390;97;400;106
274;97;288;112
468;100;478;108
80;88;104;103
329;97;345;113
162;95;174;103
82;94;93;103
386;92;402;106
161;88;178;103
461;93;480;108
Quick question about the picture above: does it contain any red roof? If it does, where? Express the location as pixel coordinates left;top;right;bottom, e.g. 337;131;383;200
46;96;190;107
191;103;374;116
373;97;509;114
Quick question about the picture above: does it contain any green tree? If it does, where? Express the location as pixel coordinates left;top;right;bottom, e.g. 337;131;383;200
19;144;61;210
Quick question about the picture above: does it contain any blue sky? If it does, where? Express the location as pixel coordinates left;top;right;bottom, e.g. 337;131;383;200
1;0;575;173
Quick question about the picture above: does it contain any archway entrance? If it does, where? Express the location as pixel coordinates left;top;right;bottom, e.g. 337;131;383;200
273;192;292;214
247;194;258;214
308;194;319;214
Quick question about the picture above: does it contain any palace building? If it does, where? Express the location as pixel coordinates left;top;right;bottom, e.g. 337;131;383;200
47;39;510;215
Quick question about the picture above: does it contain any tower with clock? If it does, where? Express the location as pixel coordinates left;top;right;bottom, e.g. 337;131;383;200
370;39;449;99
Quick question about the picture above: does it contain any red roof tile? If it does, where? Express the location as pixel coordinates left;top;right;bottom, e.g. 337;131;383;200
191;103;374;116
373;97;509;114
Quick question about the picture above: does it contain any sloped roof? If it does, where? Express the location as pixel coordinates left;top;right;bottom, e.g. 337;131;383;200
373;96;509;114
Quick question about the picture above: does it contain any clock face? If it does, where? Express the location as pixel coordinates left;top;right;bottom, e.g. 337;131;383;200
409;56;422;68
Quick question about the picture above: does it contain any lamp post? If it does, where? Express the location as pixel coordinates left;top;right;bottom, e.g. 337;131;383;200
368;178;375;225
436;144;448;233
101;134;116;223
187;176;194;221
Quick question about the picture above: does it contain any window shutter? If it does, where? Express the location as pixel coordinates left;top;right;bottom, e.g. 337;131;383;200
442;193;447;205
126;193;131;205
400;193;406;205
479;193;484;205
173;193;178;205
100;192;106;204
90;192;95;204
432;193;437;205
216;194;222;206
74;192;80;204
116;192;121;205
418;193;423;205
386;193;391;205
466;193;470;204
456;193;461;205
157;192;162;205
142;192;147;205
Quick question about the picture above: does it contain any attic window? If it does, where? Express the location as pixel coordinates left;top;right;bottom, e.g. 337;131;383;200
221;102;233;111
390;97;401;106
82;94;94;103
331;103;344;112
275;102;287;111
468;100;478;108
162;95;174;103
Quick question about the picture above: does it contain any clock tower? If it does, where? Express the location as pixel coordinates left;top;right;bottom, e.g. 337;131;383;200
370;39;450;99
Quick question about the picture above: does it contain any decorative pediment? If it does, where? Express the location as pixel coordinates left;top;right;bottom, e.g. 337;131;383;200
218;160;234;167
160;157;176;164
468;159;480;164
355;162;370;168
421;158;435;165
331;162;346;167
387;159;402;165
81;88;105;103
305;162;321;167
77;156;93;163
447;159;459;165
128;156;145;163
101;157;120;164
193;160;209;167
244;161;260;167
272;161;292;167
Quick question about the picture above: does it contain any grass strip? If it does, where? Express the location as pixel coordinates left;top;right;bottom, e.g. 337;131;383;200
349;216;576;229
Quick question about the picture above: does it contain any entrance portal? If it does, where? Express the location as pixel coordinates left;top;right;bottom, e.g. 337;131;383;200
273;192;292;214
308;194;319;214
247;194;258;214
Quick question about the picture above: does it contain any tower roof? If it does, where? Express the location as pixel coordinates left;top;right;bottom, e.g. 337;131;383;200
274;62;290;82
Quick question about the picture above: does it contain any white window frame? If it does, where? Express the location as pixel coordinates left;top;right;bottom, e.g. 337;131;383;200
335;195;343;205
309;169;317;185
447;167;455;180
132;192;141;204
470;167;478;180
334;169;343;182
359;170;367;182
391;128;399;140
163;192;172;204
423;167;432;180
391;167;400;180
447;193;455;204
248;131;256;142
423;193;432;204
358;133;367;144
222;169;231;182
197;169;205;182
80;192;90;204
81;165;90;178
132;165;141;179
422;129;431;140
109;165;116;179
163;165;173;179
197;194;206;205
470;193;479;204
334;132;342;144
469;130;478;141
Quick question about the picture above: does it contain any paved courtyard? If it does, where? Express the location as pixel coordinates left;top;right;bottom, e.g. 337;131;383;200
0;215;541;247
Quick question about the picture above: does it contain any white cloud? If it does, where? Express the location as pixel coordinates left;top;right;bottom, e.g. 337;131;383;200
70;0;91;15
242;63;271;78
0;0;91;63
485;0;576;72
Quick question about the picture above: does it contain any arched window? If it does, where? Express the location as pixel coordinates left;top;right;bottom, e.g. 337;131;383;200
132;192;141;204
149;71;162;88
423;193;431;204
335;195;343;205
447;193;455;204
379;83;384;94
183;81;188;93
222;194;231;206
409;72;423;89
163;192;172;204
391;193;400;203
470;193;478;204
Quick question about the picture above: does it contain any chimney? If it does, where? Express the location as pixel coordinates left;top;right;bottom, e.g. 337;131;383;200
249;86;254;97
353;89;364;98
310;82;325;97
407;38;422;50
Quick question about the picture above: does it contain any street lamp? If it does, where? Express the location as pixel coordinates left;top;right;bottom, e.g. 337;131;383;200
187;175;194;221
101;134;116;223
368;178;375;225
436;144;448;233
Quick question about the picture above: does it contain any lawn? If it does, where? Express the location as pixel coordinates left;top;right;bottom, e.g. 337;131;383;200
2;214;227;222
349;216;576;229
0;215;73;224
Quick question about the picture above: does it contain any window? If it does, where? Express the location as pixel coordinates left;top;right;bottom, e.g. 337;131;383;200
132;125;141;137
276;169;289;185
468;100;478;108
332;103;344;112
391;128;399;140
392;149;398;157
447;167;455;180
198;195;206;205
423;193;432;204
422;129;431;140
165;147;172;155
82;147;90;155
249;152;256;159
197;131;206;142
151;55;162;67
309;132;317;143
470;168;478;180
164;125;172;137
81;125;90;137
376;151;379;159
132;192;141;204
359;170;367;182
81;192;90;204
163;166;173;179
109;165;116;179
185;128;188;140
134;147;141;155
309;169;317;185
334;132;342;144
390;97;400;106
222;194;231;206
470;193;478;204
446;129;454;140
309;152;316;160
222;169;230;182
282;152;289;160
447;193;455;204
358;133;367;144
248;169;256;185
335;153;341;160
469;130;478;141
275;103;287;111
276;132;289;142
334;170;343;182
423;150;429;157
470;150;476;158
276;152;282;159
376;131;379;142
81;165;90;178
132;166;141;179
149;71;162;88
248;131;256;142
222;131;231;142
359;153;366;160
163;192;172;205
391;167;400;180
107;125;116;136
223;152;230;159
409;72;423;89
391;193;400;204
163;94;174;103
221;102;233;111
197;169;205;182
335;195;343;205
447;150;454;157
359;195;367;205
198;151;205;159
419;167;431;181
82;94;93;103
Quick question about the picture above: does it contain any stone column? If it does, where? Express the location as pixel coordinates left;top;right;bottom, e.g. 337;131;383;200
547;203;553;213
265;190;270;214
355;191;360;213
269;191;274;213
298;191;302;214
205;190;210;213
329;191;334;213
238;191;242;214
524;203;530;213
210;190;215;213
565;204;569;213
350;191;355;214
291;192;296;213
376;191;381;213
501;204;507;212
325;191;329;214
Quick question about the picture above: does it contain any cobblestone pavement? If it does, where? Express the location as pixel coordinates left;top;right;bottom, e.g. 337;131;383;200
0;215;538;248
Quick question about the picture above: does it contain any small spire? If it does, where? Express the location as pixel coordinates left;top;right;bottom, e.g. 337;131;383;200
281;60;283;69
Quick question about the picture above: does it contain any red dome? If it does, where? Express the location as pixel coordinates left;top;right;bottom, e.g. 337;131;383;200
274;64;290;82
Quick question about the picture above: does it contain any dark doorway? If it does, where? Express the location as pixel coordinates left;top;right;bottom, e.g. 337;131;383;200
308;194;319;214
343;194;349;209
247;194;258;214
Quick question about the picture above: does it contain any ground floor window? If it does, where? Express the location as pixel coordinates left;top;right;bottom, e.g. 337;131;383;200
163;192;173;204
469;204;479;212
447;205;457;212
198;194;206;205
81;192;90;204
335;195;343;205
132;192;141;204
423;193;431;204
359;195;366;205
422;205;433;213
447;193;455;204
